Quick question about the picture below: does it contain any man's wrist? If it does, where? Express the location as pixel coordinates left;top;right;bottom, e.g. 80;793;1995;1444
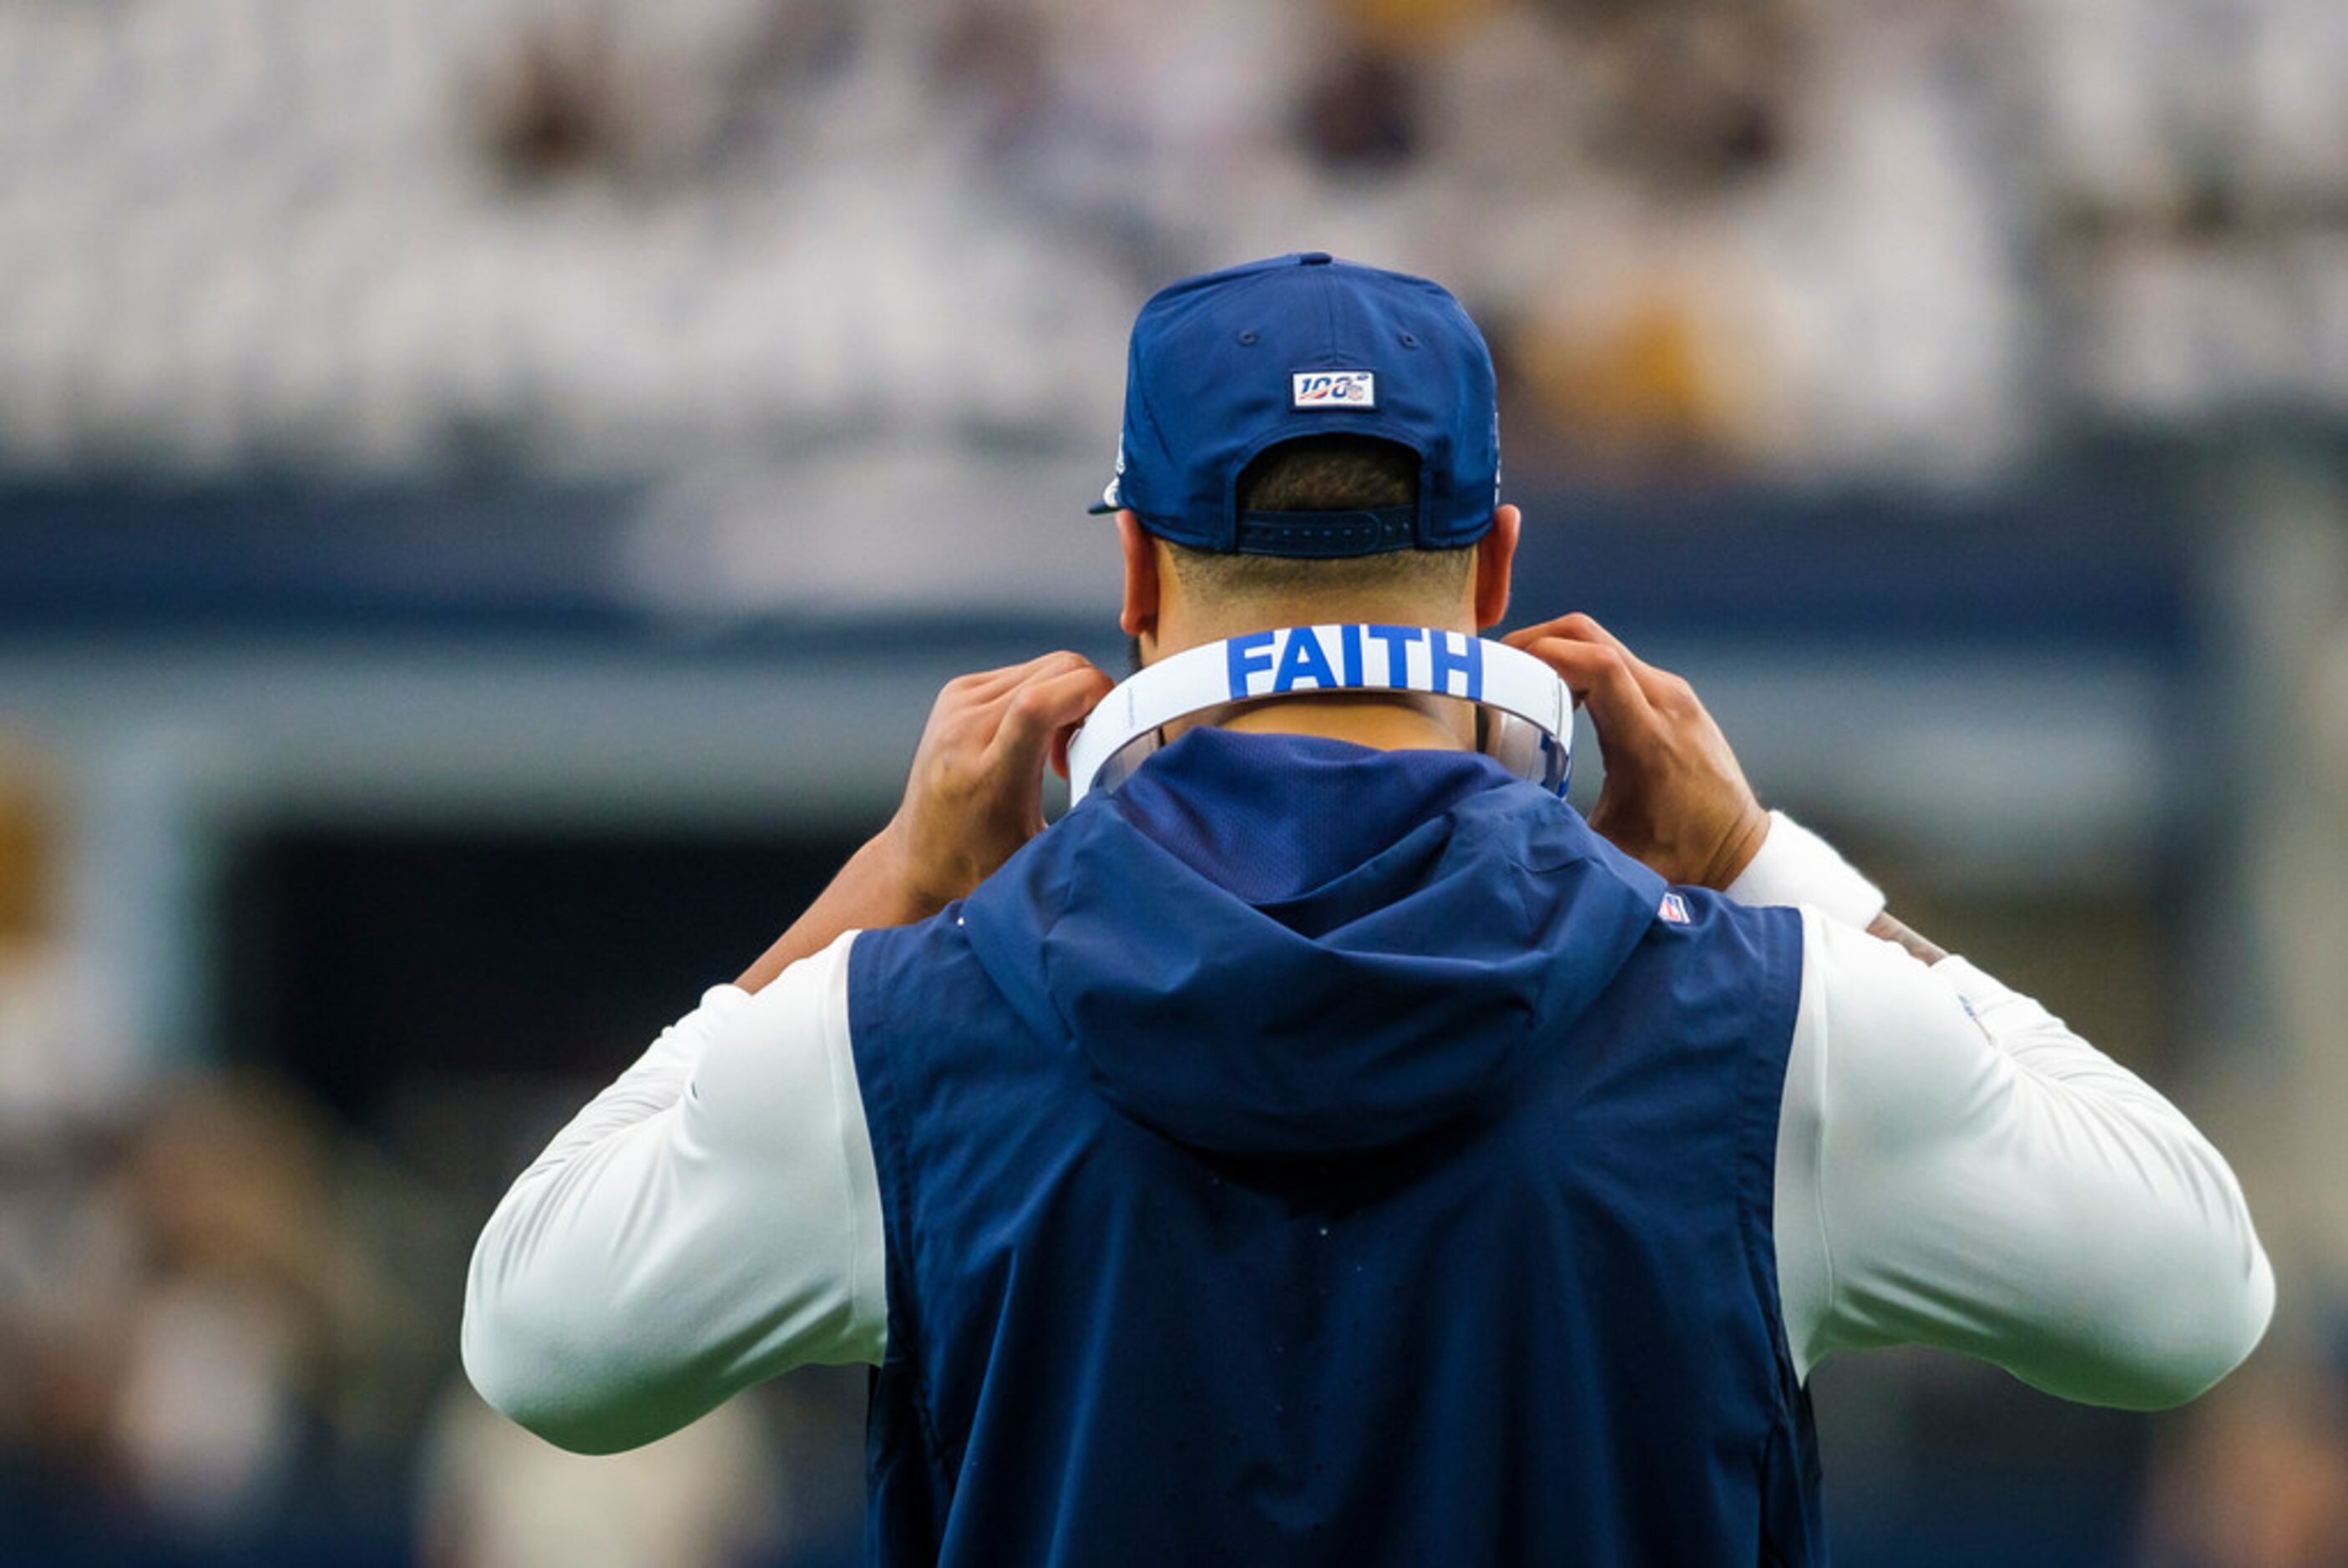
1723;811;1887;928
1696;807;1773;893
733;831;941;993
858;827;953;925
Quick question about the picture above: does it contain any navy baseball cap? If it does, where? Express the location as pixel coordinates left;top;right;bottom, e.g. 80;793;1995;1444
1090;252;1500;558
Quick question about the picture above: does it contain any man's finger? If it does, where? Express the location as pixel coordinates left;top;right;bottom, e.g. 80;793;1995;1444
1521;636;1657;746
1510;614;1690;713
1505;611;1627;656
952;650;1096;707
986;661;1116;778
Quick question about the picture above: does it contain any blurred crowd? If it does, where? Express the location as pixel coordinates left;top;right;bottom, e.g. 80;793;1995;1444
0;763;867;1565
0;0;2344;483
0;1066;869;1565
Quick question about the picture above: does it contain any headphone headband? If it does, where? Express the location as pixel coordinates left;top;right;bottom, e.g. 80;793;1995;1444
1066;625;1573;806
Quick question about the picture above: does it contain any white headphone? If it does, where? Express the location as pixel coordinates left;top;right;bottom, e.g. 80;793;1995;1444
1065;625;1574;806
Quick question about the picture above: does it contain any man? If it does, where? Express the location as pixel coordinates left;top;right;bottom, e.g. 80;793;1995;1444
463;254;2272;1564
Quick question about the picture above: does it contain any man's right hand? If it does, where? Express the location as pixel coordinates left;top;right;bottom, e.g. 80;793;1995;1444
1505;614;1769;891
735;650;1111;993
876;650;1115;914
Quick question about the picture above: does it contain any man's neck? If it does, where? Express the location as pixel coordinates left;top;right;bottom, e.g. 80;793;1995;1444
1212;691;1474;751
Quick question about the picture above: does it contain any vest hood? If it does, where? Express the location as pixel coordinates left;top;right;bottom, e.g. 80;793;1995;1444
957;727;1669;1157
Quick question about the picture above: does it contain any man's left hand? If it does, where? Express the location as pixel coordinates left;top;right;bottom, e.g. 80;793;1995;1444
1505;613;1769;891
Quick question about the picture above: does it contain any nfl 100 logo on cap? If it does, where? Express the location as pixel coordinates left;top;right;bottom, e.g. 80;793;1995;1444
1293;371;1376;408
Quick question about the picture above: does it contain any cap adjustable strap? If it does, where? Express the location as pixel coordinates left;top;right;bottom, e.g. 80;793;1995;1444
1065;625;1574;806
1233;505;1418;558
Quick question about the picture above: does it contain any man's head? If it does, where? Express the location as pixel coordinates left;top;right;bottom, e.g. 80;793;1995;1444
1122;434;1518;658
1096;255;1520;659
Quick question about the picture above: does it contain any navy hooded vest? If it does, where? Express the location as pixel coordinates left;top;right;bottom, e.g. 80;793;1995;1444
847;730;1822;1565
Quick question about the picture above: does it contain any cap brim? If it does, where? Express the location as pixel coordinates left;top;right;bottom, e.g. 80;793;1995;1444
1085;499;1119;515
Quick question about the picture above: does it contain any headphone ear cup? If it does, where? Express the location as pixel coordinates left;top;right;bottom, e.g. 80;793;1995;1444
1081;731;1163;803
1482;712;1571;797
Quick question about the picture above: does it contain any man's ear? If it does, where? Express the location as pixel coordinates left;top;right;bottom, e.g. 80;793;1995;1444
1473;503;1521;630
1118;510;1160;642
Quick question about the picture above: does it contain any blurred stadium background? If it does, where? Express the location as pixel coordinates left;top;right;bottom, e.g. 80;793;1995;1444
2;0;2345;1563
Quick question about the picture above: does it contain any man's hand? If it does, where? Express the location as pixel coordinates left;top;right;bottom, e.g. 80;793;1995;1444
875;650;1116;912
1505;613;1769;890
735;650;1111;993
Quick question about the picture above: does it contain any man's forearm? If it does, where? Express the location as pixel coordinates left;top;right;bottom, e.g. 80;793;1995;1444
1865;912;1949;967
1786;911;2273;1406
736;833;934;994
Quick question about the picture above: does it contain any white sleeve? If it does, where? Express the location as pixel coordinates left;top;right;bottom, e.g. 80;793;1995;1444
461;931;888;1454
1748;825;2275;1409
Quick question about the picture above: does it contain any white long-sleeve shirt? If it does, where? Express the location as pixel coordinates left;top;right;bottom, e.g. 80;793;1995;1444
463;819;2275;1454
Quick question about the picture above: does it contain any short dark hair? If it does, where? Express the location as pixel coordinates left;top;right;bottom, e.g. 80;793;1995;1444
1236;432;1418;512
1162;436;1476;601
